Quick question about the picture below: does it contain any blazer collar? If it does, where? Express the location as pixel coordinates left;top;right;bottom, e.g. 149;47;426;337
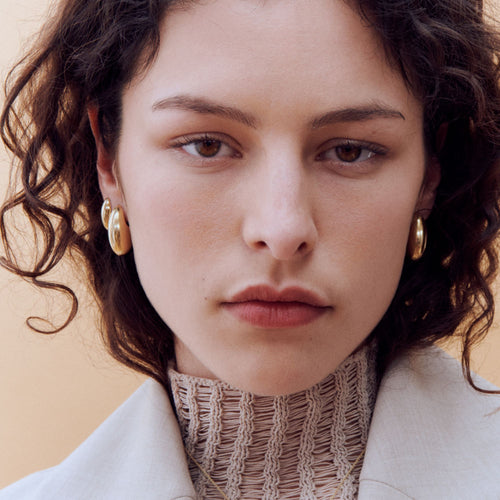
50;379;196;499
15;347;497;499
358;347;500;499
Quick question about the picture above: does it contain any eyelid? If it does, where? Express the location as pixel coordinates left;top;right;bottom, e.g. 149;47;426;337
170;132;242;154
316;138;388;162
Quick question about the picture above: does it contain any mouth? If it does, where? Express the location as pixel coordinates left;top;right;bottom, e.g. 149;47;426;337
221;285;332;328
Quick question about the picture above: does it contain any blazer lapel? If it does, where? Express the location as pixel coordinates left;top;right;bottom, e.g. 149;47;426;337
28;379;196;500
4;347;498;499
358;347;500;500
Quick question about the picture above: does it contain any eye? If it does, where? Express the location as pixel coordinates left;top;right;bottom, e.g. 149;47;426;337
317;140;386;164
334;145;373;162
173;134;237;159
186;138;223;158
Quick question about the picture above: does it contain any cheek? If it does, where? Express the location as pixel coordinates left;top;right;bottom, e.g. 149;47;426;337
347;196;411;265
123;174;235;311
127;167;223;251
322;174;421;322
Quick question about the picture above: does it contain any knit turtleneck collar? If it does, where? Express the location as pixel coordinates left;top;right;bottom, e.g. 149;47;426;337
168;343;378;500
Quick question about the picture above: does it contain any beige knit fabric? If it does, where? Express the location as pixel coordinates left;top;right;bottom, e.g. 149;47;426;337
169;344;378;500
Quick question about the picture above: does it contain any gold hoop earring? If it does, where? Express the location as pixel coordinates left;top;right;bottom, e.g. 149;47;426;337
101;198;112;230
407;215;427;261
108;206;132;256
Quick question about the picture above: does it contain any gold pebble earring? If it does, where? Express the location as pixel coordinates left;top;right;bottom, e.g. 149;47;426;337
407;215;427;261
101;198;112;230
101;198;132;255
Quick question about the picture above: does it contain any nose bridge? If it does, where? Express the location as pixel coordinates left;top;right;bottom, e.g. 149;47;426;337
269;156;302;219
243;151;318;260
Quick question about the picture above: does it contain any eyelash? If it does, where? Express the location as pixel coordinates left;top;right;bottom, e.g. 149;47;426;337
171;134;387;165
316;139;387;164
171;134;240;160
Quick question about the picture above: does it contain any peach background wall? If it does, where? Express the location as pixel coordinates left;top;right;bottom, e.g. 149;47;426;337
0;1;145;488
1;0;499;489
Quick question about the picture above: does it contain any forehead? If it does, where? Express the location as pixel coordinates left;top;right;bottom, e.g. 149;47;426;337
125;0;420;128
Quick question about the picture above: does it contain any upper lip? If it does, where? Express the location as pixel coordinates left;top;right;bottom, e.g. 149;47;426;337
224;285;331;307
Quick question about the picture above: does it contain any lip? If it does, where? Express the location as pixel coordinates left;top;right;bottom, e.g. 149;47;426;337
222;285;331;328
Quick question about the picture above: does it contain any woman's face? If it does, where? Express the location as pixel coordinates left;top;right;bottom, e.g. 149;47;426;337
97;0;438;395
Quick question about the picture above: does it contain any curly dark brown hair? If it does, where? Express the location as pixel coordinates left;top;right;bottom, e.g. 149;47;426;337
1;0;499;392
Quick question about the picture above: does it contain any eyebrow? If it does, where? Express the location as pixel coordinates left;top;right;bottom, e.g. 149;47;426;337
152;94;405;129
310;105;405;129
152;95;259;128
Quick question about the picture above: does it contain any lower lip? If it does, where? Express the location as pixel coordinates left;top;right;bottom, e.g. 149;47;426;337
222;301;329;328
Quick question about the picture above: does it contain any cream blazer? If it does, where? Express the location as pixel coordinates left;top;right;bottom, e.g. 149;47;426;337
1;347;499;499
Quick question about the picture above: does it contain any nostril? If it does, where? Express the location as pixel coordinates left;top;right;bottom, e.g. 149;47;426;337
251;238;311;257
243;215;318;260
297;242;308;253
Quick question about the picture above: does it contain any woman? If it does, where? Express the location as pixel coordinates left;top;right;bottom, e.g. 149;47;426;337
0;0;499;498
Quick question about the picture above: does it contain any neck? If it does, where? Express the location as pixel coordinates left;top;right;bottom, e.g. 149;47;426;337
169;343;378;500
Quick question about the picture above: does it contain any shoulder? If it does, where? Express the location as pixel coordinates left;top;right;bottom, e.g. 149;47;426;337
0;379;195;500
381;344;500;419
360;346;500;499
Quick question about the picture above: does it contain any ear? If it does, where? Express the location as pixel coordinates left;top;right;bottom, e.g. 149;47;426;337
416;155;441;217
88;105;125;209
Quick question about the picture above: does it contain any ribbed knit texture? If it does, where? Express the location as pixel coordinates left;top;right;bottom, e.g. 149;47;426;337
169;344;377;500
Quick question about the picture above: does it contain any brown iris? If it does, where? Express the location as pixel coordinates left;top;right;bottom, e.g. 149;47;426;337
336;145;362;162
195;139;221;157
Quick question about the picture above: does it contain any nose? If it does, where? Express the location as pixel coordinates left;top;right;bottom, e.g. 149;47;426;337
242;159;318;261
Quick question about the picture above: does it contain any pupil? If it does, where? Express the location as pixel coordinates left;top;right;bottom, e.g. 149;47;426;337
196;140;221;157
337;146;361;162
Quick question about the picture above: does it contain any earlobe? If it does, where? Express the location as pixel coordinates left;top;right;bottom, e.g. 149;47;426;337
407;157;440;261
87;105;123;207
